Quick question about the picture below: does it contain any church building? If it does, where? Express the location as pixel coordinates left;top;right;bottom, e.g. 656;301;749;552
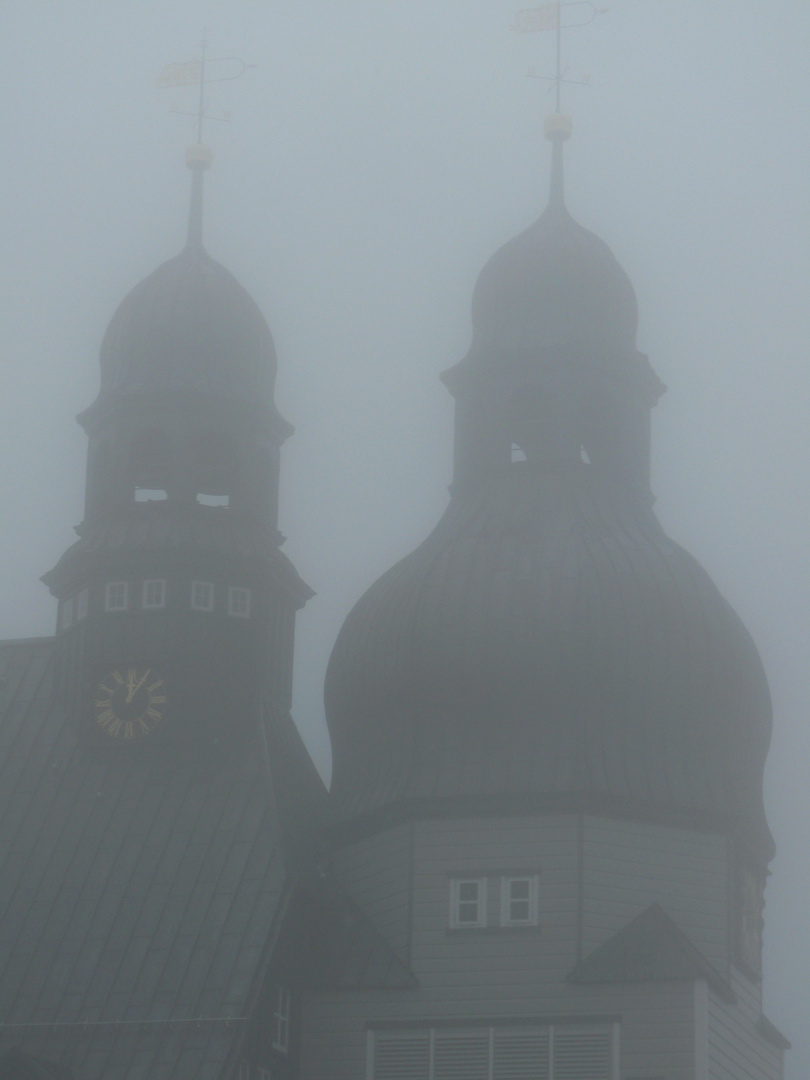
0;98;789;1080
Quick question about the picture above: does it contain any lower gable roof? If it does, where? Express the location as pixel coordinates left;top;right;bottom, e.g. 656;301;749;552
566;902;736;1003
0;638;288;1079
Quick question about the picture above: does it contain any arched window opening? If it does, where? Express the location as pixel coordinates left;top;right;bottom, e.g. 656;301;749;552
580;446;592;465
130;428;171;502
511;443;527;464
193;433;239;508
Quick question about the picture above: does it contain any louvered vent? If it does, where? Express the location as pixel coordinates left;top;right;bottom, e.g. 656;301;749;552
493;1029;550;1080
434;1031;490;1080
553;1031;611;1080
371;1024;614;1080
374;1030;430;1080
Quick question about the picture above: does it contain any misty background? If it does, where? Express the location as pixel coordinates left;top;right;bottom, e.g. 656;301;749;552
1;1;808;1073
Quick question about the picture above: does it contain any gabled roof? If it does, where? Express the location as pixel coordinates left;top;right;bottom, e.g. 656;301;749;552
292;876;416;992
566;903;735;1003
0;638;288;1079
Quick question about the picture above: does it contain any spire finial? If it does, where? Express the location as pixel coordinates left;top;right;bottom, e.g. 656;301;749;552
514;2;606;208
156;36;257;252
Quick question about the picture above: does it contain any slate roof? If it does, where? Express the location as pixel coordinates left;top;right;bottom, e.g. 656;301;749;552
43;508;312;605
326;462;774;859
566;903;735;1002
0;637;289;1080
82;246;281;426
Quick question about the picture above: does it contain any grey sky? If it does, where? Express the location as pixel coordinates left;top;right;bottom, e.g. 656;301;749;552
1;1;808;1072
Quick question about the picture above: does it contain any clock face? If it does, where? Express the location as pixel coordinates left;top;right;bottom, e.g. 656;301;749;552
93;668;168;741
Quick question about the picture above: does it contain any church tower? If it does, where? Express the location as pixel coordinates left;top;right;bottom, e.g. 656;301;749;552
42;143;311;752
297;113;788;1078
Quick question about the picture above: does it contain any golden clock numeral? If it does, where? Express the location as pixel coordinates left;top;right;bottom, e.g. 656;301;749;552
112;671;125;685
108;717;122;736
95;699;112;709
146;707;162;720
137;717;150;733
97;708;115;723
150;695;166;704
124;721;134;739
148;680;164;693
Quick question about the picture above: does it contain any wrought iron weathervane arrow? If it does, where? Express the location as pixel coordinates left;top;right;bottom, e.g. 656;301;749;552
513;1;607;111
156;30;257;141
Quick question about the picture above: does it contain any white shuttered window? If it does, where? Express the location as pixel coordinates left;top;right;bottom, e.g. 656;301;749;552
370;1024;616;1080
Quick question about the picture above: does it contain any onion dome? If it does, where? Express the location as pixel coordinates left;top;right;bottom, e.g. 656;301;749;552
325;116;774;858
82;144;278;425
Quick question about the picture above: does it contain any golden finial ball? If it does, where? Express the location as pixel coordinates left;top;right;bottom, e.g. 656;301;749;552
544;113;573;141
185;144;213;169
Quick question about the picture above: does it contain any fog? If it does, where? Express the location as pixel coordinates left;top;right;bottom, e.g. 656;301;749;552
1;1;808;1072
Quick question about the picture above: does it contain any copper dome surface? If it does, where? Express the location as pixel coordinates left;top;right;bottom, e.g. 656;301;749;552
94;245;277;409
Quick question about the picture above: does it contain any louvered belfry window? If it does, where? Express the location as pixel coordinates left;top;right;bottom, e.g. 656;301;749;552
370;1024;614;1080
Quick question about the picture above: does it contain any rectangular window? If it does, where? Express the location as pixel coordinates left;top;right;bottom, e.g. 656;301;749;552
370;1024;616;1080
228;586;251;618
191;580;214;612
142;579;166;610
238;1062;250;1080
256;1069;271;1080
272;985;290;1053
61;597;74;630
104;581;128;612
500;875;539;927
449;878;487;929
76;587;88;621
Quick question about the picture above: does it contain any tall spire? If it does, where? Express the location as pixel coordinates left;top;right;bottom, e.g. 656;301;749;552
185;143;212;250
544;112;572;210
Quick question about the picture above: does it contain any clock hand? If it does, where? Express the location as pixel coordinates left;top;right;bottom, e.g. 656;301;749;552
124;671;137;703
127;669;151;703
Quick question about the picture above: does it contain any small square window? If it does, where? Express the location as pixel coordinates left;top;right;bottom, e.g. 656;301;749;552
191;580;214;612
228;586;251;618
142;579;166;610
76;588;89;621
449;878;487;929
272;985;290;1053
105;582;128;613
500;875;539;927
61;597;74;630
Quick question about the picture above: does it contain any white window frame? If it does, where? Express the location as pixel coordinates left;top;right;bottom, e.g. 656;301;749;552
104;581;128;613
272;984;290;1053
228;586;251;618
191;580;215;612
76;587;89;621
449;878;487;929
500;874;539;927
142;578;166;610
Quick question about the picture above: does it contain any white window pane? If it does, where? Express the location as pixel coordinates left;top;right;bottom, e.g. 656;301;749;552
142;579;166;609
191;581;214;611
76;588;88;621
105;582;128;612
228;586;251;618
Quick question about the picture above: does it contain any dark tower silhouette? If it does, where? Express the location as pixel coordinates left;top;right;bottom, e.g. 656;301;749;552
43;143;311;753
310;113;786;1079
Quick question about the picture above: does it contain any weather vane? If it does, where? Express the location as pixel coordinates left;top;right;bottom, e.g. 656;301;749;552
513;2;607;111
156;30;257;142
